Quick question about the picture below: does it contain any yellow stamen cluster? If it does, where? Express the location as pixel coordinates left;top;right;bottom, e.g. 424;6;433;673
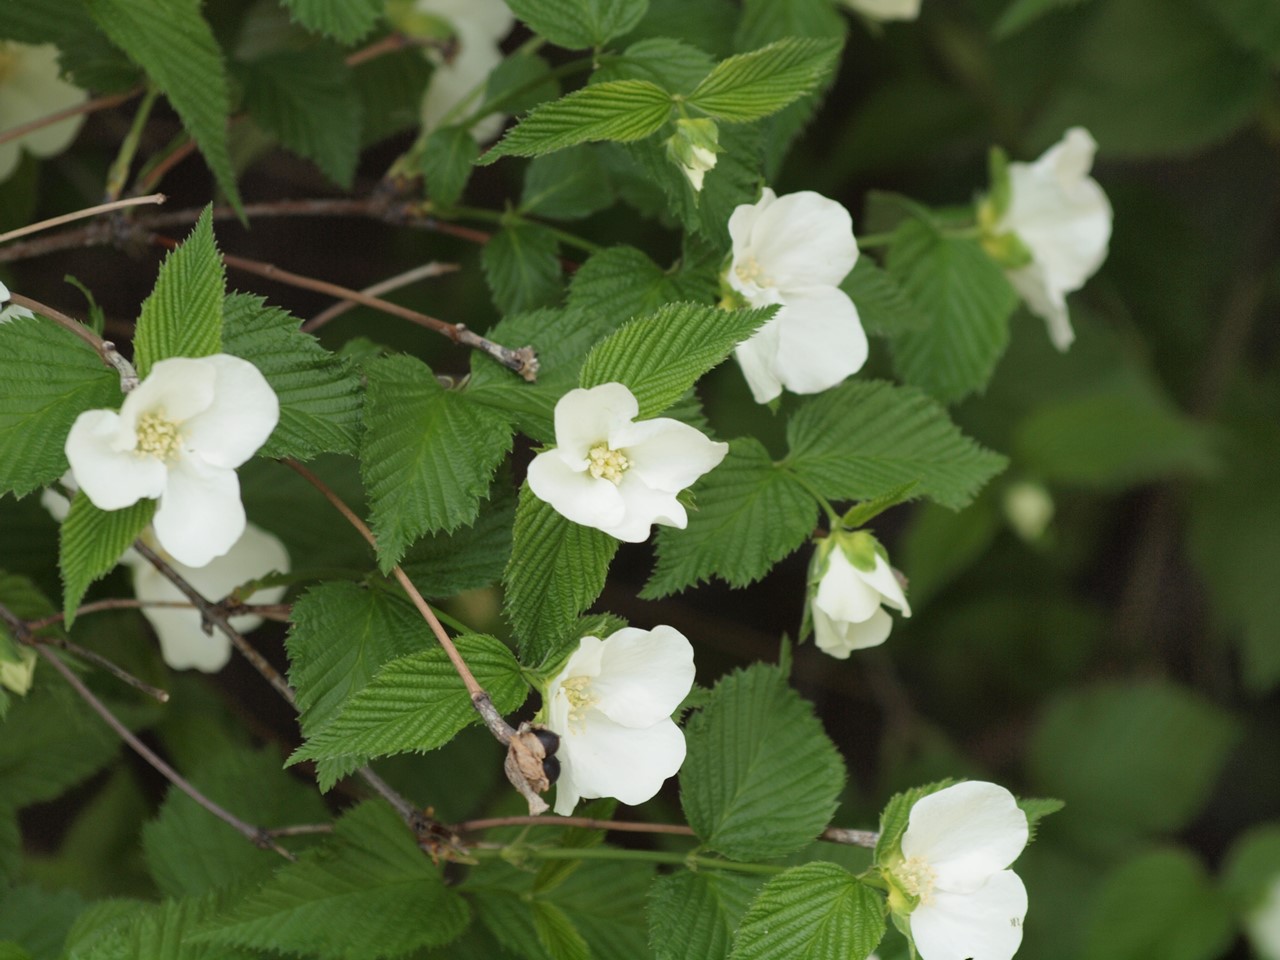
893;856;938;905
734;256;775;289
134;411;184;462
559;675;598;726
587;443;630;484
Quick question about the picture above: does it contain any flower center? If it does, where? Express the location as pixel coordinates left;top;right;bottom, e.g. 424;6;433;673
134;411;184;462
559;675;599;728
893;856;938;905
587;443;630;484
733;256;775;289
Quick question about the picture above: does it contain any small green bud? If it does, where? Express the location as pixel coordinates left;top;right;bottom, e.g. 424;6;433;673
665;118;721;193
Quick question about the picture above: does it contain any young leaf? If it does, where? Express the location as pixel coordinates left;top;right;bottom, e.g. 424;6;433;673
504;484;618;664
422;126;480;208
687;38;841;123
289;634;528;779
505;0;649;50
479;80;673;164
0;315;118;498
238;48;363;188
482;224;564;314
729;863;885;960
195;802;469;959
648;871;759;960
784;380;1008;510
281;0;381;43
221;294;362;460
643;438;816;598
361;355;514;570
886;219;1018;404
681;664;845;861
579;302;774;418
59;494;154;626
85;0;241;215
132;208;224;377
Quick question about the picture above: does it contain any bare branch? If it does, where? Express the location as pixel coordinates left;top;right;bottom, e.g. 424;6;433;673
5;293;138;391
0;194;166;245
302;261;460;333
0;86;144;150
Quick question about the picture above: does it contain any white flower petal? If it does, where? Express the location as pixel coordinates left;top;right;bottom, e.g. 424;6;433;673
120;356;217;428
553;383;640;462
592;625;695;728
152;454;246;567
734;316;786;404
560;713;686;807
840;0;922;20
858;554;912;617
1247;877;1280;960
814;605;893;658
611;418;728;493
604;472;686;542
726;188;777;299
772;287;868;395
1006;263;1074;351
65;409;168;510
180;355;280;469
815;548;885;625
909;870;1027;960
527;448;627;531
744;191;858;290
902;782;1029;892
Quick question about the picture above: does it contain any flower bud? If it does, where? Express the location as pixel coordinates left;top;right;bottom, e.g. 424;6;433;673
0;646;37;697
1002;481;1054;542
806;530;910;658
665;118;721;193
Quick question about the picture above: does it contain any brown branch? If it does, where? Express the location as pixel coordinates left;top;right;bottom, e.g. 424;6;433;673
25;597;195;632
0;85;144;150
302;261;461;333
5;293;138;391
29;633;170;704
455;815;880;848
266;823;335;838
0;194;165;245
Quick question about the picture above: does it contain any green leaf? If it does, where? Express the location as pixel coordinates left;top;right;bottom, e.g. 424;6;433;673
887;220;1018;404
70;895;256;960
141;747;329;898
479;80;673;164
649;871;758;960
568;245;696;324
352;45;433;146
1081;849;1234;960
729;863;884;960
687;38;840;122
422;126;480;207
682;664;845;861
735;0;845;49
0;942;30;960
290;634;528;779
1019;797;1066;844
221;294;362;460
504;484;618;664
361;355;514;570
195;802;469;959
533;903;590;960
840;258;928;339
1028;680;1241;835
59;494;154;627
0;814;17;887
593;37;715;93
401;481;516;597
132;208;224;377
0;314;119;498
482;225;565;314
86;0;241;215
643;438;815;598
579;302;774;417
521;147;616;221
282;0;381;43
239;47;363;188
1198;0;1280;65
784;380;1008;510
0;886;86;960
504;0;649;49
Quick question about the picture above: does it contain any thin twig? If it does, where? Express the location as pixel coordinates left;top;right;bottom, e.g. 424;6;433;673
280;459;515;744
29;633;170;704
5;293;138;391
302;261;461;333
0;85;144;149
25;597;195;632
266;823;335;838
0;194;165;245
455;815;880;847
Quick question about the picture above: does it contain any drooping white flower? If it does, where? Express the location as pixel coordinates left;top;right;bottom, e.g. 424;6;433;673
543;625;695;816
0;281;34;324
527;382;728;543
125;524;290;673
889;781;1030;960
988;128;1112;352
0;42;87;183
839;0;922;21
1248;876;1280;960
64;354;279;569
726;188;868;404
809;531;910;658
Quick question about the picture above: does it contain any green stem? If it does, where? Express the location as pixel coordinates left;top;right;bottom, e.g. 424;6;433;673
104;87;159;201
449;204;602;254
470;844;785;876
786;467;843;530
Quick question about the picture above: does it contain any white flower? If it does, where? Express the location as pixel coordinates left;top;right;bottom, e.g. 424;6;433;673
1249;876;1280;960
0;42;88;183
890;781;1029;960
839;0;922;21
727;188;868;404
993;127;1112;351
809;532;910;658
527;382;728;543
543;625;695;816
125;524;289;673
408;0;515;144
0;281;34;324
64;354;279;568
